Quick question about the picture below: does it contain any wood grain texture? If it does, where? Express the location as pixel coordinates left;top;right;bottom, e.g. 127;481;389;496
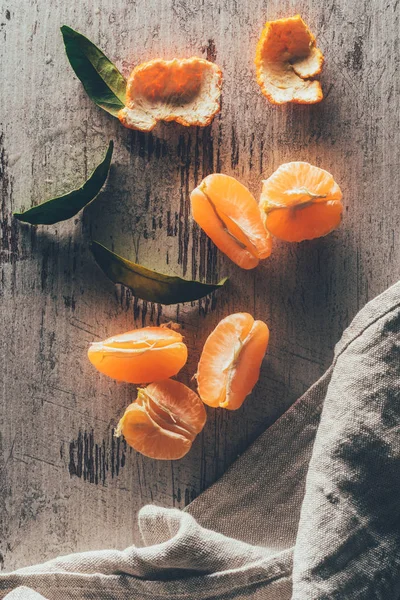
1;0;399;570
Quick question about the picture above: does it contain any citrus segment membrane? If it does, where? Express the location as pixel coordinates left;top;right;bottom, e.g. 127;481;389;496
190;174;272;270
116;380;207;460
118;58;222;132
259;162;343;242
255;15;324;105
88;326;188;383
197;313;270;410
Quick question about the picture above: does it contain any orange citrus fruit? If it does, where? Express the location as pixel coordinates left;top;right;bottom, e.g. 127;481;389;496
255;15;324;104
259;162;343;242
190;174;272;269
116;379;207;460
196;313;269;410
118;58;222;131
88;326;188;384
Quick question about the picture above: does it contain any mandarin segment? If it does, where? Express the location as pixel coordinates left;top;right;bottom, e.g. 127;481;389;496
118;57;222;132
88;326;187;384
259;162;343;242
255;15;324;105
190;174;272;269
224;319;270;410
116;380;207;460
197;313;269;410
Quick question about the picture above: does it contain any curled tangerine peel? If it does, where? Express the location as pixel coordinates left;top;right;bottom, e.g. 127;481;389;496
197;313;270;410
191;174;272;270
116;380;207;460
88;326;187;384
255;15;324;105
118;58;222;132
259;162;343;242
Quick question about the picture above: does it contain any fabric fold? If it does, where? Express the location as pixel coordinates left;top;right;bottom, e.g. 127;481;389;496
292;284;400;598
1;281;399;600
0;507;292;599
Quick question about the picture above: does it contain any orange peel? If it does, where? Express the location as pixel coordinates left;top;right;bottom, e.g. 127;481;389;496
255;15;324;105
259;162;343;242
118;57;222;131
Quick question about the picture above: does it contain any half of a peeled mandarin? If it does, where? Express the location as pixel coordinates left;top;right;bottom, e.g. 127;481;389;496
259;162;343;242
116;380;207;460
196;313;270;410
88;326;187;384
118;57;222;132
190;174;272;269
255;15;324;105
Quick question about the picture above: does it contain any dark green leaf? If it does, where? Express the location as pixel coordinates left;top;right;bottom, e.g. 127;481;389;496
61;25;126;116
91;241;228;305
14;141;113;225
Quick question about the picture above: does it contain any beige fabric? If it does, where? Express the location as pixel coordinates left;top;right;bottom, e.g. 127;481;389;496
1;281;399;599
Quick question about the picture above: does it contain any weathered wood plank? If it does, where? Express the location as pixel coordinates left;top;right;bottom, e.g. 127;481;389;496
1;0;399;570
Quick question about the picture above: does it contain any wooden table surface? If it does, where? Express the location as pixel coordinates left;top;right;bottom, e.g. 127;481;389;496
1;0;399;571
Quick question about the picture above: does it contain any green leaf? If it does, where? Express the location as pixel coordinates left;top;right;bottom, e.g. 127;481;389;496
61;25;126;116
91;241;228;305
14;141;114;225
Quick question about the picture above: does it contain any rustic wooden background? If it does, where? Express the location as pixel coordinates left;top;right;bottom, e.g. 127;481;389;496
1;0;399;571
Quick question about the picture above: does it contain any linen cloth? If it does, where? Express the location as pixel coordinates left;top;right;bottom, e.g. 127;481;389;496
1;281;399;599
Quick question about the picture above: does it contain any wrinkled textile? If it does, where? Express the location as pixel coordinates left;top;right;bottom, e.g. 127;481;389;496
1;281;399;600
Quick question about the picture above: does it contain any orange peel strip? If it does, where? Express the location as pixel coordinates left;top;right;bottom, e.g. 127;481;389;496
255;15;324;105
118;57;222;131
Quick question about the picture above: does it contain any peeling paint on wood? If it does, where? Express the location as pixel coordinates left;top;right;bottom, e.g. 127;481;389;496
1;0;400;571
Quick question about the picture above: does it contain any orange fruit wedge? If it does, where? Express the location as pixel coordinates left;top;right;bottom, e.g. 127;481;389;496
259;162;343;242
197;313;269;410
116;379;207;460
118;58;222;132
88;326;187;384
190;174;272;269
255;15;324;104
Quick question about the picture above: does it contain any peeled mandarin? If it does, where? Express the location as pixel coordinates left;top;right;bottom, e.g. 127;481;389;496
88;326;188;384
259;162;343;242
197;312;270;410
190;174;272;269
115;379;207;460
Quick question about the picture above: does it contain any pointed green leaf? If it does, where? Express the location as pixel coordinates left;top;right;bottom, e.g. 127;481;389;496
14;141;113;225
91;241;228;305
61;25;126;116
